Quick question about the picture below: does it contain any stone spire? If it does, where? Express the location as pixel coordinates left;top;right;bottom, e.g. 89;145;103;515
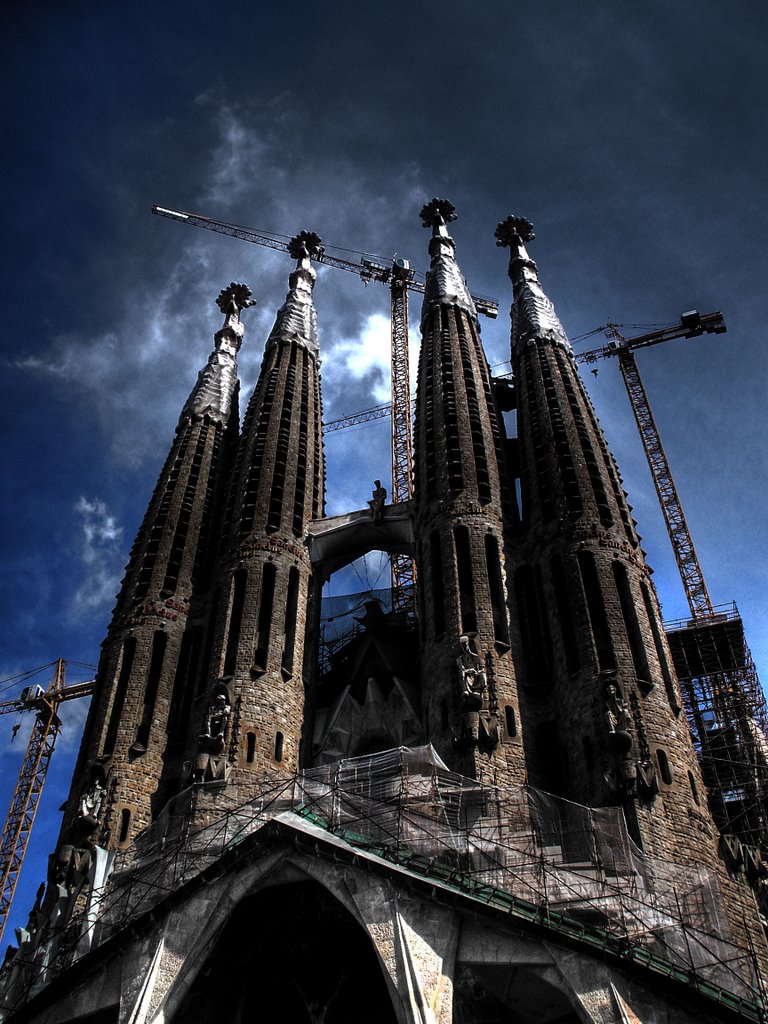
189;233;325;799
495;216;569;351
496;218;716;870
413;199;523;788
181;282;255;425
265;231;320;356
51;284;254;861
420;198;477;323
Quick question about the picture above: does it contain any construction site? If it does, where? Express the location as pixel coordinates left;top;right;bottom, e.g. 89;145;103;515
1;200;767;1023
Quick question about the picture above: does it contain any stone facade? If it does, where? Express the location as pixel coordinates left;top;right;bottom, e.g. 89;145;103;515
5;205;767;1023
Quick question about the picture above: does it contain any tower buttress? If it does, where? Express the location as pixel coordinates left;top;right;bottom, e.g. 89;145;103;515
190;233;325;799
56;284;253;858
413;199;524;786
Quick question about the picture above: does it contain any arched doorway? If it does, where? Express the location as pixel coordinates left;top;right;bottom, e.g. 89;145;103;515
171;881;399;1024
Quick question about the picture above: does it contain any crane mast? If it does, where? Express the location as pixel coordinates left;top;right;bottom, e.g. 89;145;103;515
615;347;713;618
389;264;415;613
0;662;95;945
579;311;726;620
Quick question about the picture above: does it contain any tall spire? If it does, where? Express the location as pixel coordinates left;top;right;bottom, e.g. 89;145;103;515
181;282;255;425
495;216;569;350
413;198;523;788
496;217;718;869
265;230;320;355
51;282;254;859
420;198;476;323
190;231;326;796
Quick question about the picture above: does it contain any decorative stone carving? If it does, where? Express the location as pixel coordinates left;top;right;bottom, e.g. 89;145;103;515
456;635;499;750
194;683;233;784
604;680;637;798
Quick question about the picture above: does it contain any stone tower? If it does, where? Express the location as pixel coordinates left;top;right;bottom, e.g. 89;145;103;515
413;199;524;787
55;283;254;863
4;203;767;1024
189;232;325;801
495;216;717;866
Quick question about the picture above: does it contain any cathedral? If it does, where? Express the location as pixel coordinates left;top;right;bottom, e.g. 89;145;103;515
1;200;766;1023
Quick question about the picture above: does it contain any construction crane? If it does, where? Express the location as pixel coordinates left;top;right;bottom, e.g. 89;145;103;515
575;309;726;619
152;204;499;614
574;311;768;858
0;661;95;945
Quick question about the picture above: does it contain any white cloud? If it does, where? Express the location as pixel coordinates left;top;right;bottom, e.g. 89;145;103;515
72;498;124;615
326;313;391;404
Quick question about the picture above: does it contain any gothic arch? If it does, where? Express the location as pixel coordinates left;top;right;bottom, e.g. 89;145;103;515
169;880;398;1024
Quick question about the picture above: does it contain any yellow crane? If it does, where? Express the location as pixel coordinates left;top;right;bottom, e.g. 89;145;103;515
0;661;94;945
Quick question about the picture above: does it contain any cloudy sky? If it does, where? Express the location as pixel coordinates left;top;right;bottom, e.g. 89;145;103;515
1;1;766;942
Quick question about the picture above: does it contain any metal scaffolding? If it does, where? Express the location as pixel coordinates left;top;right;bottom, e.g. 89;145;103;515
666;605;768;855
2;748;763;1019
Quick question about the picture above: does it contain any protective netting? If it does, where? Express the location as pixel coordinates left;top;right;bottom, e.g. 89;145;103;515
2;747;764;1016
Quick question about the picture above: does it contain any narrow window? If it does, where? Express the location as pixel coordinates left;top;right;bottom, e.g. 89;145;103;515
173;626;203;741
103;637;136;757
199;588;220;691
504;705;517;738
119;808;132;845
535;721;568;796
281;567;299;678
223;569;247;677
641;583;680;712
513;566;551;682
429;531;446;638
267;346;298;532
274;731;284;762
135;630;168;749
254;562;276;671
550;555;580;674
485;534;510;645
688;770;701;805
576;552;616;672
657;748;672;786
440;308;464;493
246;732;257;764
454;525;477;634
612;562;651;686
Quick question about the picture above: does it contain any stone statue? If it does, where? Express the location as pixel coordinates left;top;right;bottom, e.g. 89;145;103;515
458;635;487;745
205;692;231;743
604;682;637;798
605;683;632;736
368;479;387;522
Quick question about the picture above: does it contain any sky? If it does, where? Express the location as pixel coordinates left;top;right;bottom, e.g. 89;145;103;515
1;0;767;945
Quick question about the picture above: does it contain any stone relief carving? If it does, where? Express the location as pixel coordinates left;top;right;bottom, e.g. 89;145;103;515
456;635;499;751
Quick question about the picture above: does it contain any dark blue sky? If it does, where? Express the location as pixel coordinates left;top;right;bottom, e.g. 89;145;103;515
1;1;766;943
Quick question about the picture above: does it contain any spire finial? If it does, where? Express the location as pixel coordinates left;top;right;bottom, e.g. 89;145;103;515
420;198;457;237
216;282;256;317
494;216;535;249
287;230;323;263
495;214;569;350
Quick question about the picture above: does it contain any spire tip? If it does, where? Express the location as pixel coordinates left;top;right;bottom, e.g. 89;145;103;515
494;216;535;248
420;198;457;232
287;231;323;262
216;282;256;316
